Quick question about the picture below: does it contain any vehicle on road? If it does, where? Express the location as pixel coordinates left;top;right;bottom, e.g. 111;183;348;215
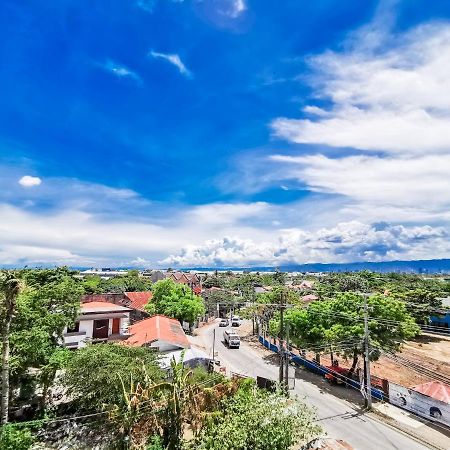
219;318;229;327
223;329;240;348
231;316;241;327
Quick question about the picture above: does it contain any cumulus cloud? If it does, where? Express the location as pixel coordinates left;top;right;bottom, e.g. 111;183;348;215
150;51;191;77
18;175;41;188
162;221;449;267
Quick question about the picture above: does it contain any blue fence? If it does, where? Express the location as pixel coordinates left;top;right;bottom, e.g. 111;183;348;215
258;335;385;400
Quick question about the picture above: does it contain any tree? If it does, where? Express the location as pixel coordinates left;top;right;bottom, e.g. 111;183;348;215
146;279;205;324
63;343;163;411
278;293;420;374
0;270;24;424
188;386;321;450
8;273;83;404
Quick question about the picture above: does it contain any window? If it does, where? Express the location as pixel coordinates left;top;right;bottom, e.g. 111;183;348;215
67;322;80;333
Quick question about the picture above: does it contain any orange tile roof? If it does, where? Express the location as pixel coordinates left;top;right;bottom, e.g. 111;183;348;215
412;381;450;404
125;315;190;349
124;291;153;311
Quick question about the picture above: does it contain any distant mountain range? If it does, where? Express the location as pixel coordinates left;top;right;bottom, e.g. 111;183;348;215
183;259;450;274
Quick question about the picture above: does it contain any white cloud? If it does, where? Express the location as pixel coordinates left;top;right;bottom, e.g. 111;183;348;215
162;221;449;267
225;0;246;18
18;175;41;188
101;60;141;83
272;24;450;154
150;51;191;77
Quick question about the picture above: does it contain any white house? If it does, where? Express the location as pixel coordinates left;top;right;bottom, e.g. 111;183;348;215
63;301;131;349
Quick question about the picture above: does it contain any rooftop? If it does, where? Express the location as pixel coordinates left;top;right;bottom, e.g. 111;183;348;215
80;301;131;314
412;381;450;404
125;315;190;349
125;291;153;311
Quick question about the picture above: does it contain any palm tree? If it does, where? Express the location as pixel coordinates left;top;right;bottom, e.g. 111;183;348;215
0;270;24;424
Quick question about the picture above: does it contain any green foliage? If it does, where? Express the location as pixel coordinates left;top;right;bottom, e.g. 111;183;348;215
62;343;163;411
82;270;153;294
147;435;165;450
278;293;420;367
147;279;205;324
9;275;82;377
188;387;321;450
0;425;34;450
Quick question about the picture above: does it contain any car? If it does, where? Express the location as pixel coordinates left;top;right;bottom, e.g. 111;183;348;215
231;319;240;327
219;319;229;327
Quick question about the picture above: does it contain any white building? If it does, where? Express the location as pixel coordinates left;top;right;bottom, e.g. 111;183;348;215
63;301;131;349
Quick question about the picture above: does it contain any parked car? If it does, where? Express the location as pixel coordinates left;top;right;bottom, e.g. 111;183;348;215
219;318;229;327
223;329;240;348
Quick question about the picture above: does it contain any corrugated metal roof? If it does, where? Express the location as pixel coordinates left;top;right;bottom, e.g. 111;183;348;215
412;381;450;404
125;315;190;349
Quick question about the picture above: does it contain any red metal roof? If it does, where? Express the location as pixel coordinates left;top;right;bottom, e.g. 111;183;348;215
412;381;450;404
124;291;152;312
125;315;190;349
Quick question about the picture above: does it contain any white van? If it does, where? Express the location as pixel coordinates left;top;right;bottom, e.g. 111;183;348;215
224;329;240;348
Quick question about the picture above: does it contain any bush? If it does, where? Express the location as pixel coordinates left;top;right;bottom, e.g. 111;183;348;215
0;425;34;450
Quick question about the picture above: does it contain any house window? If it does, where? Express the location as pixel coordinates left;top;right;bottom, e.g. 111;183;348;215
67;322;80;333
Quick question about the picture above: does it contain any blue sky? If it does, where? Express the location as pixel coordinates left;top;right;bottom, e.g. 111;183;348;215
1;0;450;267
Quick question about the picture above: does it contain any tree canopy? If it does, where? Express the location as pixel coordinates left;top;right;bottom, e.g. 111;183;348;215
145;279;205;324
62;343;163;411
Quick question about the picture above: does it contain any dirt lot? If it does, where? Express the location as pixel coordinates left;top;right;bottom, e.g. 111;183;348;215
240;321;450;388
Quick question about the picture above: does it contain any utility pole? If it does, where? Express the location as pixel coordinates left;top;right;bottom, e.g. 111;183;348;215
284;321;290;394
279;291;285;385
212;328;216;363
363;294;372;409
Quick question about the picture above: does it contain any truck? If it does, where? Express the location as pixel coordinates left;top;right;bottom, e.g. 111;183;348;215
223;329;240;348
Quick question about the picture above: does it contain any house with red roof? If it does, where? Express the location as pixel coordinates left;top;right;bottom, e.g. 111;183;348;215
124;315;190;352
168;271;202;295
63;301;131;349
81;291;152;322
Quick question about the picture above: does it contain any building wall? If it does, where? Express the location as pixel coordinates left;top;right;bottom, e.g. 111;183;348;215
63;313;131;349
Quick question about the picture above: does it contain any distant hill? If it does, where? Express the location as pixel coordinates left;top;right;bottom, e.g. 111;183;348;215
186;259;450;274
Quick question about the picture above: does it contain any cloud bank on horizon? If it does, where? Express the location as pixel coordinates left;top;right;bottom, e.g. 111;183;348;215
1;0;450;267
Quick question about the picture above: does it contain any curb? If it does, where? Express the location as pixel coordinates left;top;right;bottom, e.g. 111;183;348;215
369;408;446;450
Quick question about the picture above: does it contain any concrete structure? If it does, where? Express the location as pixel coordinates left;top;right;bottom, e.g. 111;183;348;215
63;301;131;349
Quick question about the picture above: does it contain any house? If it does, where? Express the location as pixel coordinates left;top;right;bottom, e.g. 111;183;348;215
168;271;202;295
63;301;131;349
81;292;152;323
124;315;190;352
142;270;166;283
124;291;152;321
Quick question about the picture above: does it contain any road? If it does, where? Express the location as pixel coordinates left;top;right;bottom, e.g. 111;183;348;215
191;320;432;450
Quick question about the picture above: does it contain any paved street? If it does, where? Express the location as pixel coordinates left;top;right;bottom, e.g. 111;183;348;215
190;320;433;450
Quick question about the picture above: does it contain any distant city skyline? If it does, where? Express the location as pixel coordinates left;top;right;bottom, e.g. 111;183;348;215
1;0;450;267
